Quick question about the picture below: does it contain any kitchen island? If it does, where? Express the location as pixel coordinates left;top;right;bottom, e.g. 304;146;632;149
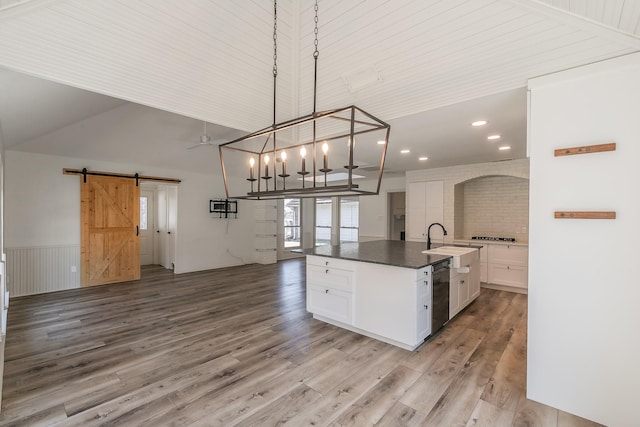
296;240;480;350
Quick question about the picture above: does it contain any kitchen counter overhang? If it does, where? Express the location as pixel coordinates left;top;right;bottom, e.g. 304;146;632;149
293;240;452;269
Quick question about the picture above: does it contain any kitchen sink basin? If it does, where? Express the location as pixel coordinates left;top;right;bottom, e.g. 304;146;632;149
422;246;478;268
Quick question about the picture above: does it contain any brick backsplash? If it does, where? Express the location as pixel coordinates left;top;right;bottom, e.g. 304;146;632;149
461;176;529;239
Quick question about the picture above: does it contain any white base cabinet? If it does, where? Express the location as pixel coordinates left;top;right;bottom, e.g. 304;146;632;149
487;244;528;289
306;257;355;325
449;251;480;318
306;255;434;350
354;262;432;349
455;240;528;291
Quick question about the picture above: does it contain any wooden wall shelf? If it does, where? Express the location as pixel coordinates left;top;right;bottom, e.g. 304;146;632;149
554;143;616;157
554;211;616;220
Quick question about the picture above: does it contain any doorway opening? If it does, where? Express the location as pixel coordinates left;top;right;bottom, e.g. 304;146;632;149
140;183;178;271
388;192;406;241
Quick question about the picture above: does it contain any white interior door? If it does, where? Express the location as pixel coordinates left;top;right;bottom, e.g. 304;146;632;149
139;189;155;265
155;185;177;270
156;188;167;267
165;186;177;270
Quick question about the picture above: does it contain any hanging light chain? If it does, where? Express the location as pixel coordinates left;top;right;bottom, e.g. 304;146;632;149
273;0;278;77
313;0;319;58
312;0;319;113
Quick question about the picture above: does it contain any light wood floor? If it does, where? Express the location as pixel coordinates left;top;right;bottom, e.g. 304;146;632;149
0;259;603;426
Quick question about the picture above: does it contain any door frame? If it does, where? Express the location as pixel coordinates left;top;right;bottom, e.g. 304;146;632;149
150;184;178;270
140;186;156;266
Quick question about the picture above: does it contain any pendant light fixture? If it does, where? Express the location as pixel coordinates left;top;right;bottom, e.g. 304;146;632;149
219;0;390;200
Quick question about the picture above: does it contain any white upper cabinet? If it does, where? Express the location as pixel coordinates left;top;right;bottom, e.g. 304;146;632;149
407;180;444;242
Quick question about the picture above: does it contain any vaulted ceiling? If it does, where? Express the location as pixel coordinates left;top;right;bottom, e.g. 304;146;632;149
0;0;638;173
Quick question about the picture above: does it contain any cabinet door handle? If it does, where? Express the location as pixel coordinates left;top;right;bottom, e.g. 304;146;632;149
459;280;465;285
325;289;329;294
507;266;510;270
424;305;428;310
325;261;329;266
424;281;428;286
325;269;329;274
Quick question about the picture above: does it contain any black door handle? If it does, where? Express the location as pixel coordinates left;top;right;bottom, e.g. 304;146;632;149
136;226;139;236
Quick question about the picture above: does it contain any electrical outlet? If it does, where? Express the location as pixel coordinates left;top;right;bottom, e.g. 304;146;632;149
71;265;77;273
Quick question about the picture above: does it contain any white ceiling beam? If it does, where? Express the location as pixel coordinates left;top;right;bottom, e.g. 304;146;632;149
506;0;640;49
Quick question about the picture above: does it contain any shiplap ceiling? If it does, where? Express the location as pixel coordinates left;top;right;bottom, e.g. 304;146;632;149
0;0;638;174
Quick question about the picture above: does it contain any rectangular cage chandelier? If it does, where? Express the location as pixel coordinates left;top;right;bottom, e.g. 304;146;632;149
219;106;390;200
218;0;390;200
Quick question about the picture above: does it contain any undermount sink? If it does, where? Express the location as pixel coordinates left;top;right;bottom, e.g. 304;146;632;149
422;246;478;268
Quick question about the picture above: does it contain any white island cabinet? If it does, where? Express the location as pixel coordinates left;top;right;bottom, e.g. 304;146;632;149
301;240;481;351
306;255;433;350
306;257;355;324
449;251;481;318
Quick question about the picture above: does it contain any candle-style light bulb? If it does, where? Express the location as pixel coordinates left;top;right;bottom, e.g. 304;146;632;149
322;142;329;170
280;151;287;175
249;157;255;180
300;147;307;173
264;155;270;177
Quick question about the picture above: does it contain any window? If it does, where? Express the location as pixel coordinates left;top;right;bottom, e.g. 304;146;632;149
314;196;360;246
339;196;359;243
315;197;333;246
283;198;301;248
140;196;148;230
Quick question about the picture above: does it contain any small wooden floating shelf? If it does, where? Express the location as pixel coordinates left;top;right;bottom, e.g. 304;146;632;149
554;211;616;220
554;142;616;157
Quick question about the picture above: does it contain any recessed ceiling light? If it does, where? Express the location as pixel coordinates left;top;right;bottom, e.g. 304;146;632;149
377;140;386;145
499;146;511;151
418;156;428;161
400;149;410;154
487;134;501;140
471;120;487;127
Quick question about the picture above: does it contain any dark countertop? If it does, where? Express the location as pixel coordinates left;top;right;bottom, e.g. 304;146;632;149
294;240;456;269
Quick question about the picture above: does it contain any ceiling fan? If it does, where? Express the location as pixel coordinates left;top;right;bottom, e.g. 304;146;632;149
186;121;214;150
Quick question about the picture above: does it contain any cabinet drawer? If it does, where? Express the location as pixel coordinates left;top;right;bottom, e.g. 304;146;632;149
487;264;528;288
306;256;355;271
307;265;354;293
416;297;431;341
307;285;353;324
416;265;432;281
488;245;528;266
417;276;431;295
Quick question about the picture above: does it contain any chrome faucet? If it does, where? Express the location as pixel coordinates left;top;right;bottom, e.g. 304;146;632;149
427;222;448;250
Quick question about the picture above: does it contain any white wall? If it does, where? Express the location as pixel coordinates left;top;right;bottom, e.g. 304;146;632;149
0;124;6;407
4;151;255;293
527;53;640;426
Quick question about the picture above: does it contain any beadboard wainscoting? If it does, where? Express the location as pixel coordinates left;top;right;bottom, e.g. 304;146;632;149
6;245;81;297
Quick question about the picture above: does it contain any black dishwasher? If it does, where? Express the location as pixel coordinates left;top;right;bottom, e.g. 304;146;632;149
431;260;450;335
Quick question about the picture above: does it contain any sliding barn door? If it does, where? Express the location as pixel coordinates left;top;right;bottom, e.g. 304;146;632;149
81;175;140;286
